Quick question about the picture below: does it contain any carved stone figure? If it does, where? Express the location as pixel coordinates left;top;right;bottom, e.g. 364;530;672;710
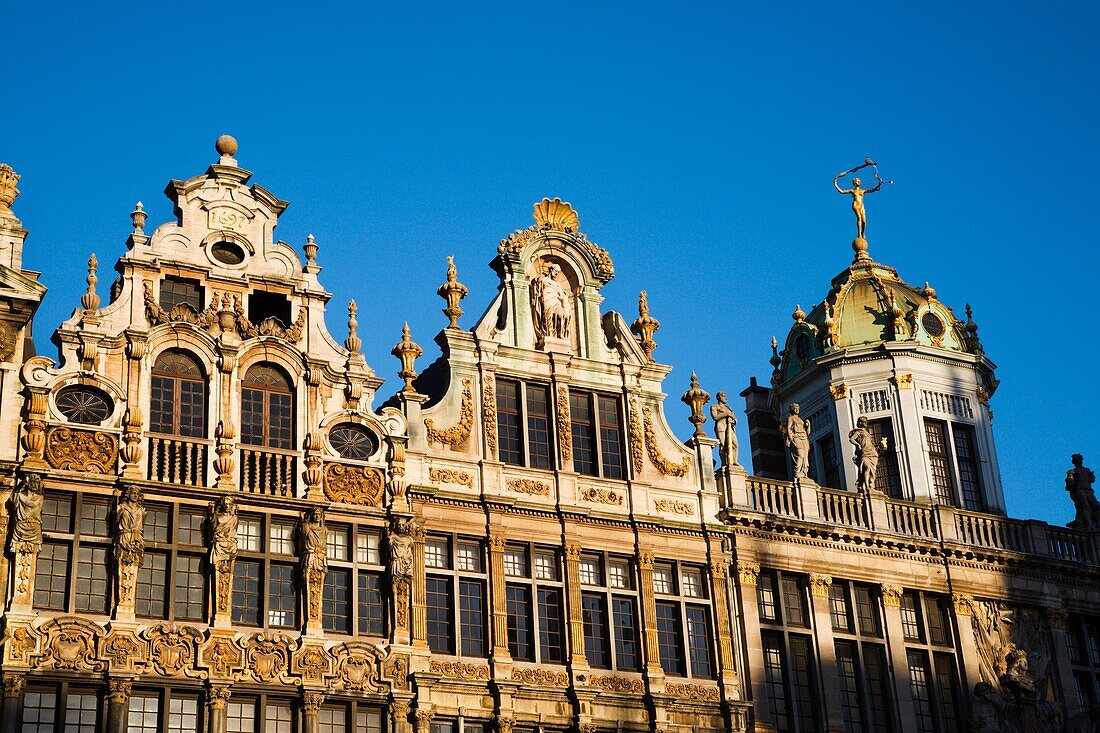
781;404;812;480
301;508;328;576
848;416;880;492
9;473;43;550
210;496;238;567
530;262;571;344
1066;454;1100;531
969;682;1010;733
115;486;146;565
388;517;415;580
710;391;739;468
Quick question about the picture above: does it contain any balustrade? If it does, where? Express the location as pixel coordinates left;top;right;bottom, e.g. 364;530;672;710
147;435;209;486
817;487;870;529
746;478;802;518
239;446;298;496
885;499;939;540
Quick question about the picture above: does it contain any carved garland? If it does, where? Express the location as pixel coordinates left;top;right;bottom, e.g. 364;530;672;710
641;406;690;477
556;386;572;463
580;486;623;506
665;682;720;702
507;478;551;496
590;675;644;694
654;498;694;516
627;396;644;470
44;427;118;473
429;468;473;488
510;668;568;686
424;379;474;446
482;375;497;457
428;660;489;680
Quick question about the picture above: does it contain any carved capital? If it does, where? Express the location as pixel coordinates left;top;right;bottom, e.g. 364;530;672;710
1045;606;1068;630
809;573;833;597
488;535;507;552
638;551;655;570
302;692;325;714
736;561;760;586
564;543;582;561
829;383;848;400
107;678;132;704
881;584;904;607
206;686;231;710
2;674;25;699
709;559;728;579
892;373;913;390
951;593;975;617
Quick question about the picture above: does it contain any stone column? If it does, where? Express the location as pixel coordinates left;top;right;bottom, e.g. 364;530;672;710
564;542;587;668
414;710;433;733
891;373;926;502
302;692;324;733
948;594;983;694
638;551;665;686
807;574;845;733
206;685;231;733
390;700;413;733
1;674;25;733
880;584;918;733
1044;606;1080;716
831;383;858;492
410;523;428;649
488;534;511;662
106;678;132;733
733;561;769;727
709;561;738;685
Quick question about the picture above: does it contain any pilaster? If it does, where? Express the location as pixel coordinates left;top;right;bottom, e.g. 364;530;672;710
638;551;666;689
106;678;132;733
1;674;24;733
807;574;845;733
880;584;918;733
206;684;231;733
488;534;512;665
733;560;768;727
563;542;589;674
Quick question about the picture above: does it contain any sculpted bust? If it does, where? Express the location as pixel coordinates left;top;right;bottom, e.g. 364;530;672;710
782;403;812;480
710;391;739;468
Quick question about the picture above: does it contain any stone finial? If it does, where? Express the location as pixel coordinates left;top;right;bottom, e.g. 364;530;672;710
889;294;907;340
436;256;468;329
680;372;711;438
792;304;805;323
630;290;661;361
769;336;783;387
0;164;21;217
215;134;238;157
81;254;101;312
344;301;361;354
391;323;423;393
304;234;318;268
965;303;983;355
922;281;937;301
130;202;147;234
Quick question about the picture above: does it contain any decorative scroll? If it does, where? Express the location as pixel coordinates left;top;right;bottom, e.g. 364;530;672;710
666;682;720;702
642;406;690;477
324;463;385;506
556;386;572;464
580;486;624;505
37;619;105;672
428;660;489;680
507;478;551;496
44;427;118;473
654;498;694;516
590;675;644;694
425;379;474;446
429;467;473;488
483;375;497;456
510;668;569;686
736;561;761;586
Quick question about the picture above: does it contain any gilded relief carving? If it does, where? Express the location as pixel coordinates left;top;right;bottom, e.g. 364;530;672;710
642;406;690;477
37;619;105;672
244;633;293;684
428;660;490;680
429;467;473;488
654;498;694;516
557;386;572;464
628;395;644;473
200;635;243;679
292;644;332;685
510;668;569;686
145;624;203;677
482;375;497;456
3;625;39;665
580;486;623;506
507;478;551;496
44;427;118;473
323;463;385;505
331;643;387;693
590;675;644;694
425;378;474;446
666;682;721;702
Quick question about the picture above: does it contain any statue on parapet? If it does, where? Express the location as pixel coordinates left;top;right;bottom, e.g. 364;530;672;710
782;403;812;481
710;391;739;469
848;416;880;493
1066;453;1100;531
834;158;891;242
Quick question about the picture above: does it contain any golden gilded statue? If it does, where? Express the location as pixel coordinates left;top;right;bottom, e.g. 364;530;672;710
834;158;891;241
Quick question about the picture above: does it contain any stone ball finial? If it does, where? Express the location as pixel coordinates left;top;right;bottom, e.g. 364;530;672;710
215;134;238;157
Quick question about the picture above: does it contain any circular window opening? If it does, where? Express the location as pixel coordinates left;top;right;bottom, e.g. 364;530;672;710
329;424;379;461
210;241;246;265
921;311;946;339
55;386;113;425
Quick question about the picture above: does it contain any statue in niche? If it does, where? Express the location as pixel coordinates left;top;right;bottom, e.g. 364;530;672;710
781;403;811;480
530;261;572;344
848;416;880;492
10;473;43;551
1066;453;1100;531
710;391;739;468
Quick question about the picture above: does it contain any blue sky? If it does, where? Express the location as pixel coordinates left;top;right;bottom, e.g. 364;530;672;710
3;2;1097;525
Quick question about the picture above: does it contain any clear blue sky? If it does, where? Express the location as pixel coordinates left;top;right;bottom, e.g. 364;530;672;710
3;2;1097;526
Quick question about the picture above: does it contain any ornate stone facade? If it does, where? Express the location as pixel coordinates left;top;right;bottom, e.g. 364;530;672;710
0;141;1096;733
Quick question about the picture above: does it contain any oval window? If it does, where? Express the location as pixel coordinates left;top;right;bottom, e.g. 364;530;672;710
55;386;113;424
795;334;811;362
921;311;946;339
329;424;379;460
210;241;246;265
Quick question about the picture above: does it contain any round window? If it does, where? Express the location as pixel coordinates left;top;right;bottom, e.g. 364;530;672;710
329;424;379;460
921;311;946;339
210;241;246;265
55;386;113;424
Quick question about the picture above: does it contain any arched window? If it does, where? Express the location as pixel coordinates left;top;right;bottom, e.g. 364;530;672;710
150;351;207;437
241;364;294;449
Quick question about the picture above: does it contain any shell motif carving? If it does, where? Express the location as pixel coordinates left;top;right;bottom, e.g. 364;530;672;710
534;198;580;233
642;406;690;477
323;463;385;506
424;379;474;447
44;427;118;473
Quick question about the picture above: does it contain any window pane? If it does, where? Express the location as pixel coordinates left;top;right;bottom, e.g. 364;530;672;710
539;588;565;664
901;592;923;642
682;568;704;598
227;700;256;733
579;556;601;586
655;601;684;676
268;392;294;450
168;696;199;733
23;689;58;730
136;551;168;618
269;521;295;555
33;542;70;610
757;571;778;623
174;554;207;621
504;547;527;577
836;641;864;733
527;384;552;469
534;551;558;581
934;653;961;733
457;542;482;572
497;379;522;466
427;577;454;654
128;694;160;733
425;538;449;569
925;596;950;646
924;419;955;505
686;606;714;677
855;585;881;636
953;424;984;511
357;531;382;565
237;517;262;552
178;377;207;438
65;691;99;733
75;544;110;613
42;494;74;533
142;505;171;544
150;375;177;435
240;388;266;447
570;392;596;476
507;585;533;661
607;559;632;590
611;596;639;671
653;565;675;595
232;559;261;626
358;571;385;636
864;643;893;733
789;635;818;732
268;564;297;627
323;568;351;633
829;581;851;632
781;575;807;627
598;395;624;479
762;633;789;731
582;594;610;668
460;579;487;656
869;418;902;498
79;500;110;536
907;650;936;733
318;706;346;733
178;509;205;546
327;526;350;562
265;702;294;733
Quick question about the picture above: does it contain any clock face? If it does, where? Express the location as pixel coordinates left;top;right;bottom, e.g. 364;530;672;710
922;311;945;339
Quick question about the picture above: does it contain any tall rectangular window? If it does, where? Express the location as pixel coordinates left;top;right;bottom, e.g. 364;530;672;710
869;418;902;498
497;379;522;465
425;535;487;657
576;551;639;671
21;684;103;733
655;601;685;676
758;570;819;731
1068;614;1100;709
128;694;160;733
504;544;564;664
506;585;533;661
952;423;984;511
232;514;299;628
427;577;454;654
570;390;627;478
924;418;956;505
138;504;207;622
495;379;554;469
526;384;552;469
34;493;116;615
582;594;611;668
653;560;715;678
900;589;960;733
324;524;385;636
459;579;487;656
830;580;893;733
818;432;841;489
